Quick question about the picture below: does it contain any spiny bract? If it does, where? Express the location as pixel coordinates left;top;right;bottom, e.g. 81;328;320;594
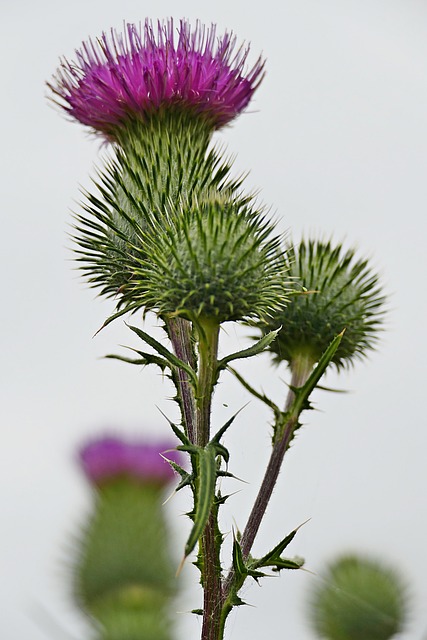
73;111;245;311
128;199;288;323
261;239;386;369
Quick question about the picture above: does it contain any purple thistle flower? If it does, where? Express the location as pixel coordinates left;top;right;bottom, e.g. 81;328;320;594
48;19;265;138
79;436;183;486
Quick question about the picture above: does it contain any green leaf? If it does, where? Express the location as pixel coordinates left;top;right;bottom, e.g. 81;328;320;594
214;492;231;505
252;520;309;571
210;406;246;445
126;323;198;385
93;304;141;335
105;350;169;370
156;408;190;447
175;474;194;492
209;441;230;464
216;470;239;480
271;557;304;571
184;447;217;559
229;593;247;607
165;458;187;478
232;536;247;580
227;367;280;416
216;329;280;372
232;537;268;585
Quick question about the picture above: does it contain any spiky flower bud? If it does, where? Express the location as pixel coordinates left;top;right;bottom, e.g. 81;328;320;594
48;19;264;140
308;555;408;640
261;239;386;370
126;200;288;323
74;113;242;310
74;436;181;640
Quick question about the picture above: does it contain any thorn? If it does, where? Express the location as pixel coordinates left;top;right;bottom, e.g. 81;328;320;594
93;322;106;338
176;555;186;577
161;486;176;506
294;517;312;533
299;566;317;576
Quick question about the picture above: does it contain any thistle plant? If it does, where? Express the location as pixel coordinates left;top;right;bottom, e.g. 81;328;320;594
308;555;408;640
75;437;182;640
49;18;386;640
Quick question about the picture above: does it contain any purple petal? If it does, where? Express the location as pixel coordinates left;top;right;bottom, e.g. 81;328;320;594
79;435;183;485
48;19;265;138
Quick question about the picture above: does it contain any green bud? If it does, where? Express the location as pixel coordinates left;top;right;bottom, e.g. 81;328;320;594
261;239;386;370
74;111;243;312
127;199;288;323
308;555;408;640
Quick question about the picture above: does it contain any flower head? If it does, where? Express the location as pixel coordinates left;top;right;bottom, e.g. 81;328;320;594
48;19;264;139
79;436;182;486
128;199;288;323
262;239;386;369
309;555;408;640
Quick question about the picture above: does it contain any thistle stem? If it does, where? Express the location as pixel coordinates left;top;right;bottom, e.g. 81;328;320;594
223;352;314;600
194;318;223;640
195;319;219;448
167;317;197;443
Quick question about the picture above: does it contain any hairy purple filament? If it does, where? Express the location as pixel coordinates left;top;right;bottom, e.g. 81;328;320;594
49;19;264;137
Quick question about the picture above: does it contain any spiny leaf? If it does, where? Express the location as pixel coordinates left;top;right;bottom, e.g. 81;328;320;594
214;492;231;505
252;520;309;570
227;366;280;416
164;458;188;479
93;304;141;335
105;349;168;370
162;456;193;493
183;447;217;559
316;384;349;393
217;329;280;372
210;406;247;445
232;535;268;583
157;408;190;447
229;593;247;607
209;441;230;464
175;474;194;492
126;323;198;385
216;470;239;480
160;456;192;494
232;536;247;579
176;444;199;456
271;557;305;571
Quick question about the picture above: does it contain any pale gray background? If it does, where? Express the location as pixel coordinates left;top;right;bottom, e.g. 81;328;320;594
1;0;426;638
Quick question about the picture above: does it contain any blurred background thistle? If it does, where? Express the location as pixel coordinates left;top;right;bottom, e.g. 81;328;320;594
308;554;408;640
73;436;181;640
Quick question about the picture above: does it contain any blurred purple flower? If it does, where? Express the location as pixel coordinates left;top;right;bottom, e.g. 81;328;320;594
79;436;182;486
48;19;264;138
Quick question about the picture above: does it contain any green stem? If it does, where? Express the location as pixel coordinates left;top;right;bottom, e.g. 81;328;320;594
194;318;223;640
195;318;220;448
222;352;315;607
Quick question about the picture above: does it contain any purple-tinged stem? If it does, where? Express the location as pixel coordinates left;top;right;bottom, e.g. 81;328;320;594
223;352;314;598
167;317;197;443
